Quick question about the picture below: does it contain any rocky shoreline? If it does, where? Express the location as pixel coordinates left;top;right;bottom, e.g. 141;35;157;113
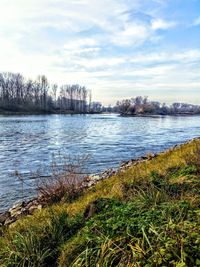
0;156;154;227
0;138;198;228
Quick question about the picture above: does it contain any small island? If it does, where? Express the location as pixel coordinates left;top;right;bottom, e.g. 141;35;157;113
116;96;200;116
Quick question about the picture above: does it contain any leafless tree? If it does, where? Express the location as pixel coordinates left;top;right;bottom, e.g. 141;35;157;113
0;72;90;113
116;96;200;115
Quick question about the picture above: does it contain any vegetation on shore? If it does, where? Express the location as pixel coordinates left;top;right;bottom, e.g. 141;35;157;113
0;109;101;116
0;138;200;266
1;72;200;116
116;96;200;116
0;72;91;114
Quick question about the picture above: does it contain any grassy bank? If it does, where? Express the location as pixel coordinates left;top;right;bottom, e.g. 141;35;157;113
0;138;200;266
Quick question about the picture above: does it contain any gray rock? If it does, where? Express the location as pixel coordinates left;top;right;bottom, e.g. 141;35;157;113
12;211;23;219
89;175;100;181
37;204;42;210
9;201;25;217
9;201;25;211
28;204;42;214
26;201;37;210
28;205;38;214
4;217;16;226
9;208;21;217
0;211;10;224
87;181;96;187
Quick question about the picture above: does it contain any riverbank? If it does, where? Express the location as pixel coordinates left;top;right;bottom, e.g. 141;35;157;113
0;139;193;227
0;137;200;266
120;113;200;117
0;109;102;116
0;147;156;226
1;110;200;116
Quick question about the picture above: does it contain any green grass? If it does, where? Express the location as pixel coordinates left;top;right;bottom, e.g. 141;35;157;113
61;200;200;267
0;138;199;267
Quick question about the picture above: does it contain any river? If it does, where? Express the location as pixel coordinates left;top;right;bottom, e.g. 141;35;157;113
0;113;199;211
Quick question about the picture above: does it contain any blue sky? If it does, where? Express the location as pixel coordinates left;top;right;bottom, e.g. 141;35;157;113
0;0;199;105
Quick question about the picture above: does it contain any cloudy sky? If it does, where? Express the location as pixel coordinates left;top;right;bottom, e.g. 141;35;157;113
0;0;200;105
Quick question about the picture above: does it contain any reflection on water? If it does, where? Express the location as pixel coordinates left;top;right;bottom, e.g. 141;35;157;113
0;114;200;211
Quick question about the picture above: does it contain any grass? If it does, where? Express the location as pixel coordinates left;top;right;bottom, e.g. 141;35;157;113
0;138;199;266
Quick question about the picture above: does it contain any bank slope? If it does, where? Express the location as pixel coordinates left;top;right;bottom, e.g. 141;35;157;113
0;138;200;267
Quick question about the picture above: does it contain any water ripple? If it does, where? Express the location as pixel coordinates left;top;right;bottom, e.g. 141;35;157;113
0;114;200;211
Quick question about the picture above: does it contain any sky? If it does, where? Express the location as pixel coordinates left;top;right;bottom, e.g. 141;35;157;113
0;0;200;105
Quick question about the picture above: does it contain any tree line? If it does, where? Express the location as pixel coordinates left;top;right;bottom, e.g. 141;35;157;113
116;96;200;115
0;72;91;113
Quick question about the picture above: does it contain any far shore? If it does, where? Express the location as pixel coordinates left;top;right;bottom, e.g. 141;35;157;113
120;113;200;117
0;110;200;117
0;110;103;116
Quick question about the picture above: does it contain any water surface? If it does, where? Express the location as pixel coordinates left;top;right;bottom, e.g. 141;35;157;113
0;114;199;211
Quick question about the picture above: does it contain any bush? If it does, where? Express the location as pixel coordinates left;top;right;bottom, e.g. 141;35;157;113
36;154;88;204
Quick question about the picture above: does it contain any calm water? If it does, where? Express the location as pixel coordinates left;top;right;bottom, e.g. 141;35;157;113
0;114;200;211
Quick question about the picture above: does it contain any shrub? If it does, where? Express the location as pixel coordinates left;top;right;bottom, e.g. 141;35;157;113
36;154;88;204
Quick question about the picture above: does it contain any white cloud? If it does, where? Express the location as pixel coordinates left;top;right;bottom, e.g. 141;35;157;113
151;18;176;30
75;57;126;68
63;38;98;50
62;38;101;56
111;22;151;46
0;0;199;105
130;49;200;64
124;65;175;77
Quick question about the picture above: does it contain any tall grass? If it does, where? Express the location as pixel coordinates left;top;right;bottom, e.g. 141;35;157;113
0;210;83;266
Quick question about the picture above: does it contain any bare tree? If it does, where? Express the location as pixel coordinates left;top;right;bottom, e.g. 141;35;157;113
0;72;91;114
116;96;200;115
